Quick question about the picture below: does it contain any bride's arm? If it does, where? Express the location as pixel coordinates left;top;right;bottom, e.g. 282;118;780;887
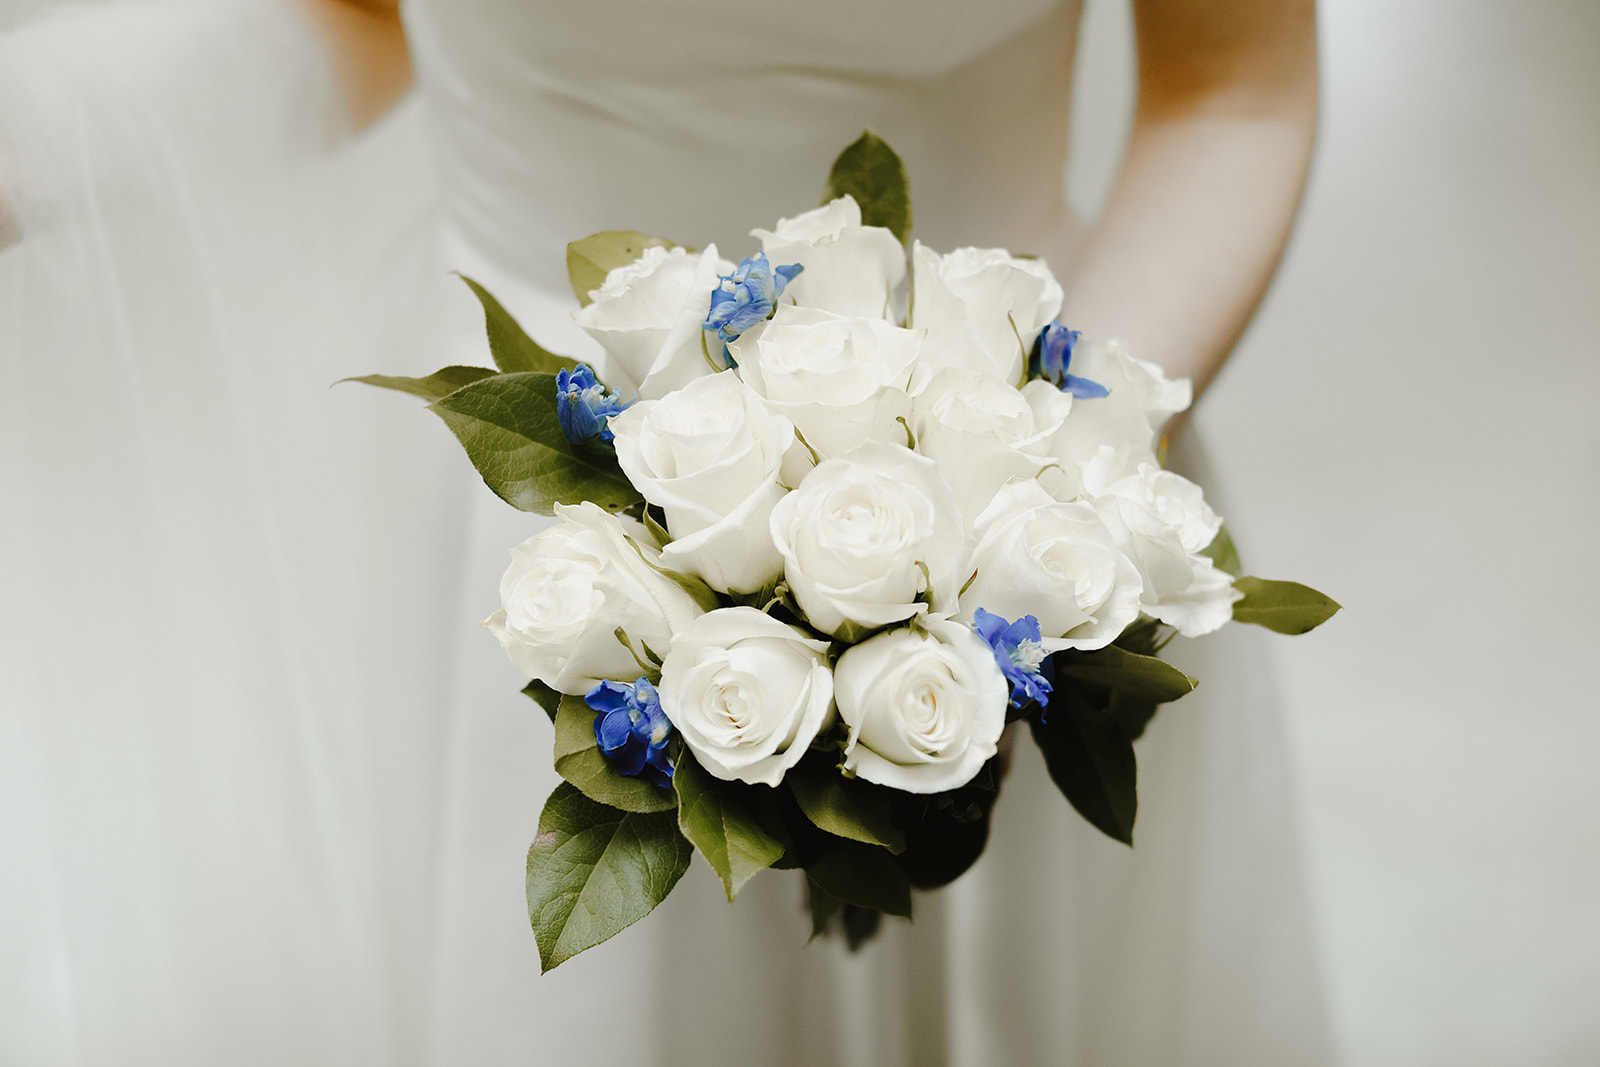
292;0;412;127
1065;0;1318;411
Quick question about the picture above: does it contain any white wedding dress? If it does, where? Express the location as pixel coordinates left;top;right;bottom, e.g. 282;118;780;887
0;1;1336;1064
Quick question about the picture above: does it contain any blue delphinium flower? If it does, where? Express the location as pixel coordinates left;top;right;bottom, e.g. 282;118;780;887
556;363;630;444
703;250;804;346
970;608;1054;711
586;677;675;788
1031;321;1109;399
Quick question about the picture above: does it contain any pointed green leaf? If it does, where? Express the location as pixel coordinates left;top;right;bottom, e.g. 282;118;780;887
805;877;842;941
1053;645;1198;705
1232;576;1342;635
554;695;677;813
457;275;581;376
824;131;911;245
526;783;691;971
521;678;563;724
566;231;680;307
1201;524;1242;577
673;755;785;902
428;371;642;514
1031;688;1138;845
805;841;912;918
339;365;497;402
788;764;905;854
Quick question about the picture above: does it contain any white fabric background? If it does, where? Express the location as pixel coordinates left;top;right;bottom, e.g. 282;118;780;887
1068;2;1600;1063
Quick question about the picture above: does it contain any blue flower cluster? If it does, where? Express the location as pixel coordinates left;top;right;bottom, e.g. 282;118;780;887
1031;322;1109;399
703;251;804;347
971;608;1054;711
556;364;630;444
586;677;675;788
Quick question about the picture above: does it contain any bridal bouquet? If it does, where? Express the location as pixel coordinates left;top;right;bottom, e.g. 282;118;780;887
353;134;1337;970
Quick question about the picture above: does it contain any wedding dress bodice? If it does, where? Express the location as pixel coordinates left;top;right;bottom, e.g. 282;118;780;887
405;0;1085;298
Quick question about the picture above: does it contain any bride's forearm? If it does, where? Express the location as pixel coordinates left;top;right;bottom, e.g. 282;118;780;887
1065;0;1318;408
292;0;412;129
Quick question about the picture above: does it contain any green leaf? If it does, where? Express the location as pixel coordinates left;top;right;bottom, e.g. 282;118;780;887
566;231;680;308
806;877;842;941
1053;645;1198;705
805;841;912;918
788;764;905;854
521;678;563;724
526;782;691;972
824;131;912;246
457;275;581;376
1232;576;1342;635
339;365;497;402
673;755;786;902
1031;688;1138;845
553;695;677;814
1201;524;1243;577
429;371;642;514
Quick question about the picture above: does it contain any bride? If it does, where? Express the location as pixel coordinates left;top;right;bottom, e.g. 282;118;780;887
0;0;1327;1063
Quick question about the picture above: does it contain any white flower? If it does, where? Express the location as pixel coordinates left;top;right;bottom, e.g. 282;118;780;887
483;503;706;695
1087;463;1239;637
572;244;729;399
657;607;835;787
911;242;1063;384
769;443;965;639
609;372;793;594
1033;338;1192;481
909;369;1062;529
752;196;907;320
730;304;922;462
959;479;1143;650
835;618;1008;793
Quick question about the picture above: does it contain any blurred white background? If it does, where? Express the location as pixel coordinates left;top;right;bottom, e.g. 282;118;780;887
1073;2;1600;1063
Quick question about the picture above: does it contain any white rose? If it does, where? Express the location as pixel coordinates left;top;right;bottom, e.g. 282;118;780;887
609;372;794;594
835;618;1008;793
752;196;907;320
1088;463;1240;637
911;242;1063;384
730;304;922;462
1034;338;1192;479
657;607;835;787
483;502;706;694
770;443;965;639
910;369;1062;528
959;479;1143;650
572;244;730;399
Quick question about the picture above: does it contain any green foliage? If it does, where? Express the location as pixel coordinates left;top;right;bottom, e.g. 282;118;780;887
824;131;912;246
1232;576;1342;634
1201;524;1243;577
889;762;1001;890
553;695;677;814
521;678;563;724
788;763;905;854
805;841;913;918
672;755;786;902
1031;685;1138;846
340;365;496;402
566;231;680;307
526;783;692;972
429;371;641;515
457;275;581;376
1053;645;1198;705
